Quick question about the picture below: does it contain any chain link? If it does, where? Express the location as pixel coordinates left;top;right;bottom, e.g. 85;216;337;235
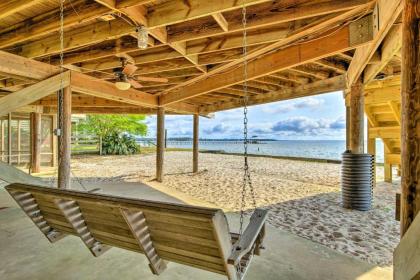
239;4;257;238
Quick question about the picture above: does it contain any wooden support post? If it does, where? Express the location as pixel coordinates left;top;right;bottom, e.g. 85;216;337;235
52;114;58;167
367;123;376;186
17;120;21;165
400;0;420;236
156;107;165;182
30;113;41;173
1;120;4;161
55;199;109;257
345;105;351;150
58;87;72;189
384;150;393;183
7;113;12;164
350;79;364;154
193;114;199;173
121;209;166;275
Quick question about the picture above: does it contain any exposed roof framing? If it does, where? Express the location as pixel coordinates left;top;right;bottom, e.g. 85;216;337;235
0;0;402;115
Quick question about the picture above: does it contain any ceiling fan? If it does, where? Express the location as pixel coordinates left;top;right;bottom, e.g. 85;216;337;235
112;54;168;91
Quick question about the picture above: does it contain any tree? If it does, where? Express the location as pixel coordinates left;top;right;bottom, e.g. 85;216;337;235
77;115;147;155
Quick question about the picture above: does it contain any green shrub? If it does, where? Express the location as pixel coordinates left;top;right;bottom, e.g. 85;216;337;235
102;133;139;155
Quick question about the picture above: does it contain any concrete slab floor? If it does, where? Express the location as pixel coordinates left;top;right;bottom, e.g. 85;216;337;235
0;183;392;280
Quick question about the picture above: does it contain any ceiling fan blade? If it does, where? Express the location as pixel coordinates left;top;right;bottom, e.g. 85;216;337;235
128;79;143;89
122;64;138;76
136;76;169;83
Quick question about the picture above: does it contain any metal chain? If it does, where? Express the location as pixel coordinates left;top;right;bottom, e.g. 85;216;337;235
239;4;257;239
54;0;86;191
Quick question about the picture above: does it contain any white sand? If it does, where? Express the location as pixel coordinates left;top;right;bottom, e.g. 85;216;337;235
69;152;400;267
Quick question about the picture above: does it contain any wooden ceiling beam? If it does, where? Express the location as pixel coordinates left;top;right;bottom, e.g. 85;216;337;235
147;0;269;28
363;24;402;83
200;75;346;113
346;0;403;87
0;72;70;116
33;95;133;108
0;51;59;80
168;0;373;42
0;3;110;49
161;17;374;105
16;19;135;59
0;0;42;21
160;3;373;98
212;13;229;32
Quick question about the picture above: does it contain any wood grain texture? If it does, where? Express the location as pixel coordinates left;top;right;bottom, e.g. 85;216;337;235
400;0;420;236
57;87;72;189
350;78;364;154
156;107;165;182
193;114;199;173
30;113;41;173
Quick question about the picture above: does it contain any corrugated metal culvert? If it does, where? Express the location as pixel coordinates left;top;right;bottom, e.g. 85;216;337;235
341;151;374;211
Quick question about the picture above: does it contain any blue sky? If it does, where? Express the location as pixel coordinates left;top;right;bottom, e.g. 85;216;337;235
145;91;346;140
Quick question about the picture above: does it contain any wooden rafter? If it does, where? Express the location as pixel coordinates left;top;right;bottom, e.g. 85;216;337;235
162;16;373;105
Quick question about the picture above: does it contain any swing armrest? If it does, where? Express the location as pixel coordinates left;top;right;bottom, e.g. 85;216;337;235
228;208;268;265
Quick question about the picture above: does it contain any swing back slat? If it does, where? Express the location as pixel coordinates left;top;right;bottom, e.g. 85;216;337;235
6;183;267;280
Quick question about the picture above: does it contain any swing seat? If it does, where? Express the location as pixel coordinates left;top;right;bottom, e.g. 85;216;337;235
5;183;267;280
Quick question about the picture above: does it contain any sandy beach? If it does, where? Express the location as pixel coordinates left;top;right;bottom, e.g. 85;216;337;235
67;151;400;267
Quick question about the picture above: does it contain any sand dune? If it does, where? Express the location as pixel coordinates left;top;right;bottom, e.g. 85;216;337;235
70;152;400;266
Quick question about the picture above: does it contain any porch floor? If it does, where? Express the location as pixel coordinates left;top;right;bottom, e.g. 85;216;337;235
0;182;392;280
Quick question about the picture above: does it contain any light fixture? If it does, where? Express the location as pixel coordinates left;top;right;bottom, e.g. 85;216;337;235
136;26;148;49
115;74;131;90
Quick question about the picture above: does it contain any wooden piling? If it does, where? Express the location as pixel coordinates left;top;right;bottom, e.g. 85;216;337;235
156;107;165;182
7;113;11;164
30;113;41;173
58;87;72;189
350;78;364;154
193;114;199;173
400;0;420;236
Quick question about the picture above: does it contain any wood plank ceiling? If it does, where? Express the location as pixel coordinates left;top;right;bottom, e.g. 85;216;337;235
0;0;401;115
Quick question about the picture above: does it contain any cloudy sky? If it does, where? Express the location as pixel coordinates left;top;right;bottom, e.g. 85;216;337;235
145;91;346;140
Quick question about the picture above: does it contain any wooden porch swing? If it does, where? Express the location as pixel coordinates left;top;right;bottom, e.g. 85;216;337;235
4;2;267;279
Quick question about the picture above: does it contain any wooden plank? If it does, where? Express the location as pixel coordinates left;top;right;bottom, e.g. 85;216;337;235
347;0;403;86
147;0;268;28
368;126;400;139
212;13;229;32
0;3;110;49
17;19;134;59
162;4;372;97
0;51;59;81
6;190;66;242
70;71;157;108
0;0;42;21
212;211;237;280
394;213;420;280
0;72;70;116
167;0;373;42
365;86;400;104
364;24;402;83
121;209;167;275
228;209;267;266
400;0;420;236
55;199;110;256
161;17;373;105
201;75;346;113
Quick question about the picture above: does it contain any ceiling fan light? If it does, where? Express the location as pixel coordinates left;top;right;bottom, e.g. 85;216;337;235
115;81;131;90
136;26;148;49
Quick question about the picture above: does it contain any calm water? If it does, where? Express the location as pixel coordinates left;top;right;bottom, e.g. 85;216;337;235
165;140;385;162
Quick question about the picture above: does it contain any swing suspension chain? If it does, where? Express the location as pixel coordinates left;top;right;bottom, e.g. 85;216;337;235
53;0;86;190
239;4;257;239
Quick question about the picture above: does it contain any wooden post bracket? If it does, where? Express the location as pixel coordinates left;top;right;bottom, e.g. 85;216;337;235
9;191;66;243
55;199;109;257
120;208;167;275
